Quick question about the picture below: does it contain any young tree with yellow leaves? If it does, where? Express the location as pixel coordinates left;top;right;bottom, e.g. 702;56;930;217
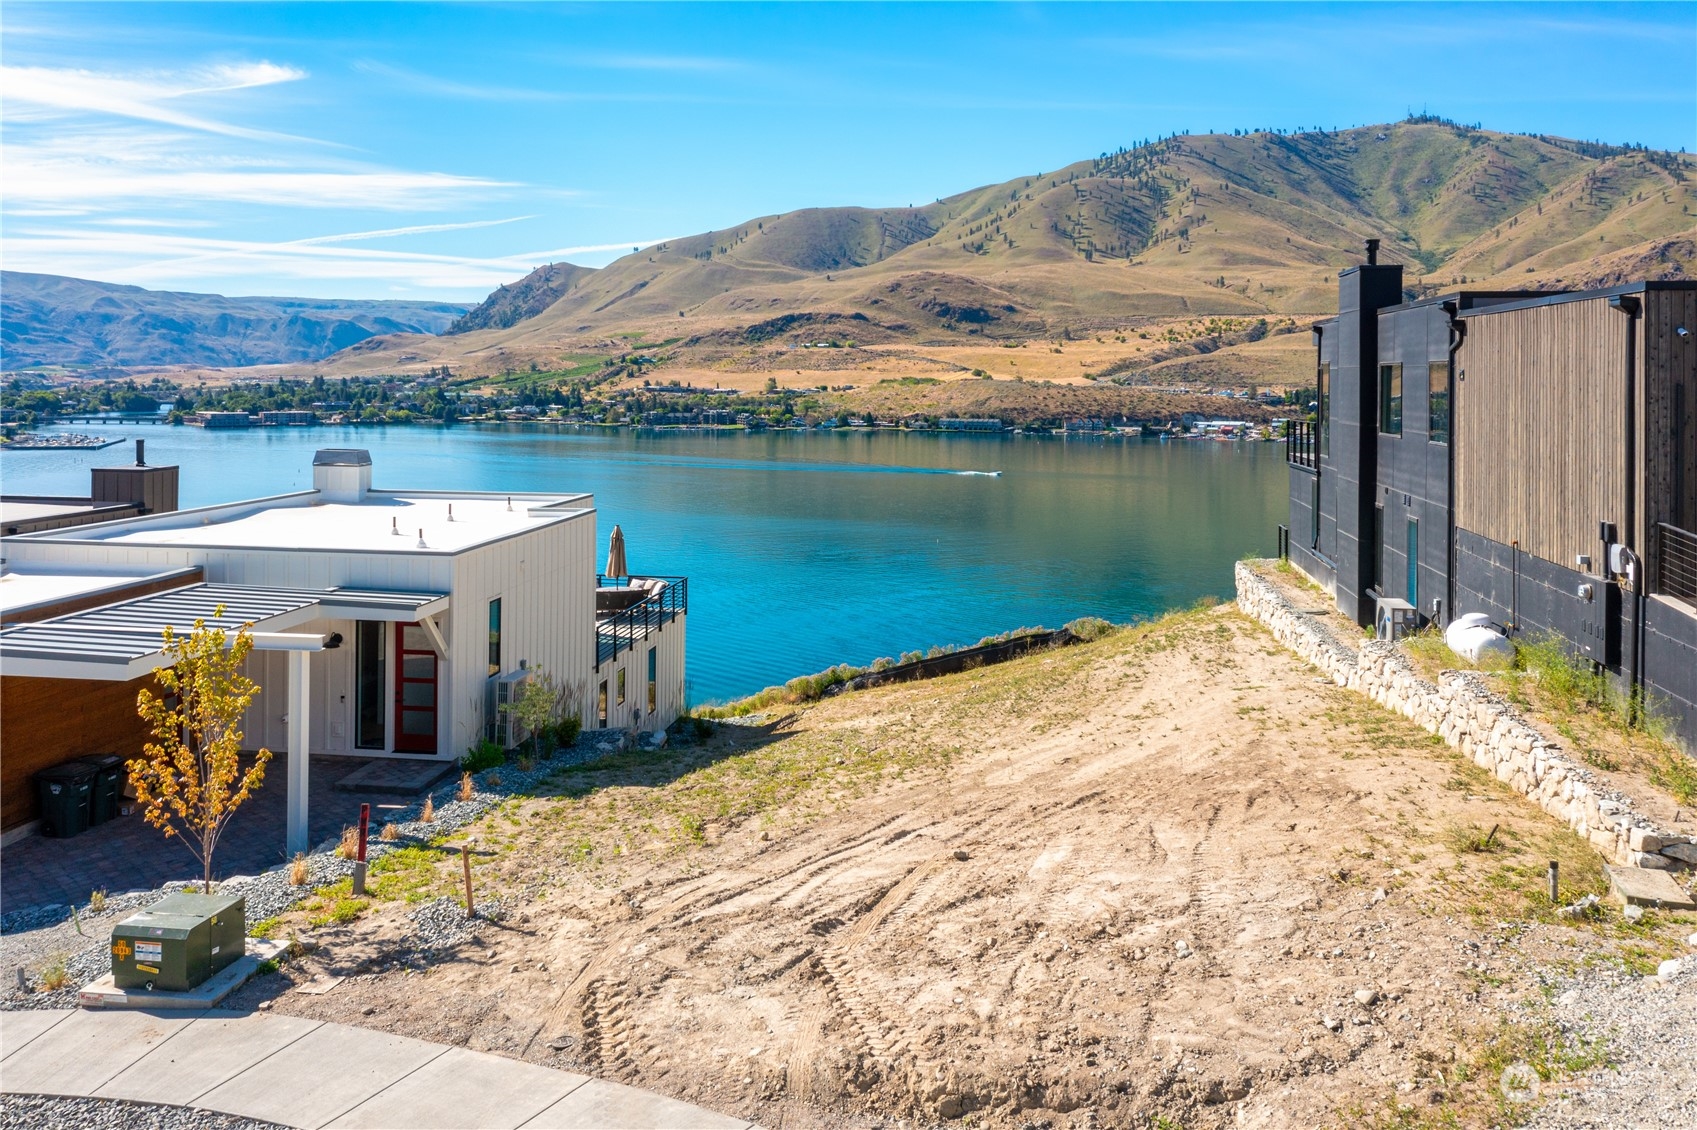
130;608;272;893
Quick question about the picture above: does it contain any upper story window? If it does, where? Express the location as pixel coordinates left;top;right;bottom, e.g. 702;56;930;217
487;598;502;676
1428;361;1450;444
1378;364;1403;436
1317;362;1330;457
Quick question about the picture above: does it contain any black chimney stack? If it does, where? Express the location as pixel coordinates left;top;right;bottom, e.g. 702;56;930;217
135;439;145;466
1365;238;1380;266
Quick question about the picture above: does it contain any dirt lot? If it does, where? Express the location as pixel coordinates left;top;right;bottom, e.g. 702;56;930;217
230;607;1695;1129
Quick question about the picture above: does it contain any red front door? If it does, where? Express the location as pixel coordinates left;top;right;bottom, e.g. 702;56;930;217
394;623;439;753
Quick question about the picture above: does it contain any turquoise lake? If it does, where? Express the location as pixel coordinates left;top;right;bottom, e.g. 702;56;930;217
1;425;1287;704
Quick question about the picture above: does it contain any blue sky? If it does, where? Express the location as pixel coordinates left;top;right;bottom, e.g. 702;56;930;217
4;2;1693;302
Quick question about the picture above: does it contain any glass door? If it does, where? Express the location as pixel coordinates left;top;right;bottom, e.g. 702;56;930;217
394;623;438;753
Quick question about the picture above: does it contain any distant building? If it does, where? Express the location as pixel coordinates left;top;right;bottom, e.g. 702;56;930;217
259;409;317;426
188;411;252;428
940;418;1005;432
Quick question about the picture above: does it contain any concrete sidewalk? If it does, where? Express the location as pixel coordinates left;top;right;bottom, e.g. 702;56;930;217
1;1009;754;1129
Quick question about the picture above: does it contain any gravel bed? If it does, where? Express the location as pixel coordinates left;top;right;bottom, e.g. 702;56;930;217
407;894;510;954
1521;939;1697;1128
2;731;653;1010
1;1095;286;1130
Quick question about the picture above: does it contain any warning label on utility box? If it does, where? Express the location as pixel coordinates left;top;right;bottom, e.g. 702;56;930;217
136;942;162;963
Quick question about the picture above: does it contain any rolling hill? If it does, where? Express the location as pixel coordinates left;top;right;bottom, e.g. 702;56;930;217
0;273;469;370
289;120;1694;381
11;120;1694;385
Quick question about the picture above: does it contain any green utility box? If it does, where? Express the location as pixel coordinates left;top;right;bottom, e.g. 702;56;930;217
110;892;246;992
35;760;95;838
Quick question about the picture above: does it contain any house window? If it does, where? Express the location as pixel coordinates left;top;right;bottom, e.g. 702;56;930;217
1372;505;1386;591
616;668;626;705
1378;364;1402;435
487;598;502;676
597;680;608;727
1310;474;1320;549
1316;362;1330;457
355;621;385;749
647;647;657;713
1428;362;1450;444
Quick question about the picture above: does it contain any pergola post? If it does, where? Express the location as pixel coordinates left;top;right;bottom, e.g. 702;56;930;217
286;649;312;857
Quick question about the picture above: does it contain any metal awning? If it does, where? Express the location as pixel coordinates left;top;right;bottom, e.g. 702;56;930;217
0;582;448;681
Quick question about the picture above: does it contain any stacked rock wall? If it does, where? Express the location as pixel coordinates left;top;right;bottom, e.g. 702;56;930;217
1236;561;1693;872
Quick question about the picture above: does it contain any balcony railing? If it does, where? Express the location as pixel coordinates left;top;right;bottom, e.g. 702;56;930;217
1285;418;1317;470
1655;523;1697;604
596;574;687;667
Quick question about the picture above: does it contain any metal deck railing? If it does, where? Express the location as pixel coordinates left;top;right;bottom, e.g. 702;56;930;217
1285;418;1317;470
596;575;687;667
1655;523;1697;603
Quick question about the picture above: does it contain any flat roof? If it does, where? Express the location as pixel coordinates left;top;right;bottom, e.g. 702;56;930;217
0;566;198;617
14;490;594;556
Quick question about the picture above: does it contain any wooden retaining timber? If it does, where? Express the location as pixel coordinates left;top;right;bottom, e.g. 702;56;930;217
835;629;1080;694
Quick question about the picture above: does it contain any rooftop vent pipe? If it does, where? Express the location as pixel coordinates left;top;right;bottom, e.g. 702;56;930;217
1365;238;1380;266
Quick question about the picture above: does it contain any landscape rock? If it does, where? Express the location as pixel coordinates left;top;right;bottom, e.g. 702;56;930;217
1353;988;1378;1007
1235;562;1692;875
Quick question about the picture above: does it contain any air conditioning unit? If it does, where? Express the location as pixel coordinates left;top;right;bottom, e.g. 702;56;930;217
486;669;530;749
1375;596;1418;641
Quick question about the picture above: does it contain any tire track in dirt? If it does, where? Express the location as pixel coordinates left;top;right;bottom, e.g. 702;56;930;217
526;810;948;1059
785;856;951;1098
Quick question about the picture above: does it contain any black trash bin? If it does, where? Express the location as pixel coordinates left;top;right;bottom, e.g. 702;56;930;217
36;760;96;838
87;754;126;826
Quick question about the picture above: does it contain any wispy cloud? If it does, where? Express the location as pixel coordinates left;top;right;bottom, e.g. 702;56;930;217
352;60;566;103
2;227;662;292
287;217;538;245
5;140;519;210
352;59;730;105
1;61;313;141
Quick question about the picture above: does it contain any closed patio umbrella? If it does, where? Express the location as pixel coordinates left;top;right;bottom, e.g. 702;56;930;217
605;524;628;579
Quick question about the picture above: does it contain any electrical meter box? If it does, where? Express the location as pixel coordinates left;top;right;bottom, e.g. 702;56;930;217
110;891;245;992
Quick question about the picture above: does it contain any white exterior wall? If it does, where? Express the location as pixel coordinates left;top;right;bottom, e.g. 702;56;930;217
592;611;687;733
446;515;597;756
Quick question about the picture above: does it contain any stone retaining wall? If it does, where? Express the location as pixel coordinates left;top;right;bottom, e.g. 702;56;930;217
1236;561;1694;872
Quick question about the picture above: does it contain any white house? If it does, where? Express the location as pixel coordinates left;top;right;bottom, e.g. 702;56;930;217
0;449;687;852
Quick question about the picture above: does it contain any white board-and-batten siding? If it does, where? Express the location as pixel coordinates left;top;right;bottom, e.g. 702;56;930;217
447;515;598;756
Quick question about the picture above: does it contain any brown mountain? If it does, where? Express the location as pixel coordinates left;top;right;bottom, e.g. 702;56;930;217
179;121;1697;381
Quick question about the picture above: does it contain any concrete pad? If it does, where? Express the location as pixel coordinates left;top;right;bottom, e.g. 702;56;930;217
521;1078;753;1130
197;1021;449;1129
78;939;288;1010
0;1009;71;1061
334;758;454;794
1606;865;1697;910
329;1046;589;1129
0;1008;204;1095
95;1011;323;1107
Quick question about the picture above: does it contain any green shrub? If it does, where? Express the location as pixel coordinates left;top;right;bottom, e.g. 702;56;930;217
547;714;582;753
462;739;505;773
1064;616;1115;641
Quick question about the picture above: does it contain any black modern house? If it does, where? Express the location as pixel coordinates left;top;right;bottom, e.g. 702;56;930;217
1286;241;1697;746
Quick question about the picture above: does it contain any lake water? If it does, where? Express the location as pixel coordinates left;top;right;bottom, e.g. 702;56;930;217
1;424;1286;703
